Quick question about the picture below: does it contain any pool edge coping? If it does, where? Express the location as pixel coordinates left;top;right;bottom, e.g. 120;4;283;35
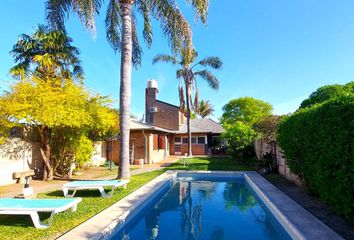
244;172;342;240
57;170;343;240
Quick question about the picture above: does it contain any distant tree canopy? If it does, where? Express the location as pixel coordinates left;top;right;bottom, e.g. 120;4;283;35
221;97;272;126
220;97;272;157
299;81;353;109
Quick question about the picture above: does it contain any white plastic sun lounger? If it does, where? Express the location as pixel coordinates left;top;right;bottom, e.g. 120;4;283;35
0;198;82;229
63;179;130;198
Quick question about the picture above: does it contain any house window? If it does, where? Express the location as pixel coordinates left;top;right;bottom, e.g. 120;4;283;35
175;137;181;144
181;136;206;144
198;137;205;144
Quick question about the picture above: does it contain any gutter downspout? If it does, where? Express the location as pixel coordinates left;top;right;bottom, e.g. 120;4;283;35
142;130;148;164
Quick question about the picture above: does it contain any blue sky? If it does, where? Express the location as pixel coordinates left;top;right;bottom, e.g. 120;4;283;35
1;1;354;120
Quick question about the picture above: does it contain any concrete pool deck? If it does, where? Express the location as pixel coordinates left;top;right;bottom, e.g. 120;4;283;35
57;171;342;240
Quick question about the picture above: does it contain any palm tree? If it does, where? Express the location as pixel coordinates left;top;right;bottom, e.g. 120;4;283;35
10;25;83;82
194;99;214;118
153;49;222;156
10;25;84;180
45;0;210;179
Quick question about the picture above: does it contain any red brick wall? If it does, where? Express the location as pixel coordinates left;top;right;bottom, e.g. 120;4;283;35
110;131;146;165
153;101;181;130
170;133;208;155
181;144;206;155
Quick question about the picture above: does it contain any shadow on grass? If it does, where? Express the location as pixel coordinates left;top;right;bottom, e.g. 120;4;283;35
0;215;33;227
46;189;110;198
0;212;53;227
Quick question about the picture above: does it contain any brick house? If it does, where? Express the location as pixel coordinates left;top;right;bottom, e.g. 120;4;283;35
110;80;224;165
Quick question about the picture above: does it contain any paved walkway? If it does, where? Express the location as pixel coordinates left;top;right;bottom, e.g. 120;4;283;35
130;155;179;175
0;156;179;198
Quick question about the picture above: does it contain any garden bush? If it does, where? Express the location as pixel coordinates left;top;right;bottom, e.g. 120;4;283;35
277;95;354;222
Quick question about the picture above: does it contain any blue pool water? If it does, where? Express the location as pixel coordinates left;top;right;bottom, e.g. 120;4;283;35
113;177;292;240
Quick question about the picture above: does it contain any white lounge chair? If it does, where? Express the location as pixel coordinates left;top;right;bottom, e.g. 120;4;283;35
62;179;130;198
0;198;82;229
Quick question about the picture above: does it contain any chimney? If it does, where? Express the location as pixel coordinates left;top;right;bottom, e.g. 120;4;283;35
145;79;158;124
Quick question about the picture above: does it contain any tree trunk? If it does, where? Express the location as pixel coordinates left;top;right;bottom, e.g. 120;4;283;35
185;80;192;156
118;1;133;179
40;147;53;180
38;126;53;180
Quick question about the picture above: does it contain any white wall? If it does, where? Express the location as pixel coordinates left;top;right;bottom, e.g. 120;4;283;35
0;138;32;186
90;141;107;166
254;140;301;185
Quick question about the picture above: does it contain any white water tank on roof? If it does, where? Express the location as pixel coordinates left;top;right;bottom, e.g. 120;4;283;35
147;79;158;89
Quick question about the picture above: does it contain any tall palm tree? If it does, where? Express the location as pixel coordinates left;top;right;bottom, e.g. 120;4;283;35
153;49;222;156
46;0;210;179
10;25;84;180
194;99;214;118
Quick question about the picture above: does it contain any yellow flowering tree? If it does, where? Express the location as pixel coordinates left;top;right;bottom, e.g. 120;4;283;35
0;77;117;180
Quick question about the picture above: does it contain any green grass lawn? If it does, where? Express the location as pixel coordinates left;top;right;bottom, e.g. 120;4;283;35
0;157;254;240
167;156;255;171
0;170;164;240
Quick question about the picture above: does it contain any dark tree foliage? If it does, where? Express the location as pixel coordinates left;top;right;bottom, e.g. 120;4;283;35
277;94;354;223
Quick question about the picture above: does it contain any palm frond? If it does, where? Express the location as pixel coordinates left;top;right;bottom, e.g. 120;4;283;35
105;0;122;52
46;0;72;30
149;0;192;53
193;86;199;111
178;84;185;113
9;62;30;80
131;15;142;67
152;54;178;65
136;0;153;47
72;0;103;35
180;47;197;66
46;0;103;35
9;26;83;82
197;56;222;69
176;69;184;79
194;69;219;90
197;99;214;118
186;0;209;24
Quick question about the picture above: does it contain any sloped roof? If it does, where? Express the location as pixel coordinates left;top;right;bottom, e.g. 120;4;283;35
176;118;224;134
130;119;175;133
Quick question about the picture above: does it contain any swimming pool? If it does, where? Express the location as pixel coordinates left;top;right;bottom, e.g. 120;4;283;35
58;171;342;240
113;175;291;239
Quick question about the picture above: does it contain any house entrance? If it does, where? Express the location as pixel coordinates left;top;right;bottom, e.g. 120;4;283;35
174;137;182;155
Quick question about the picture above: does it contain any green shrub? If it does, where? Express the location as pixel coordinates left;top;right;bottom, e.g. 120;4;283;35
277;95;354;222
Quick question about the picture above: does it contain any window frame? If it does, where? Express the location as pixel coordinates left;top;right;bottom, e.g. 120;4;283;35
180;136;206;144
197;137;205;144
175;137;182;144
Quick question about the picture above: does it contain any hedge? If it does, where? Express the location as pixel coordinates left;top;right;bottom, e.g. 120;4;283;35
277;95;354;223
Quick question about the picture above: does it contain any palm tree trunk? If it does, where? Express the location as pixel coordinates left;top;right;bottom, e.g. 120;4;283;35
118;1;132;179
185;80;192;156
